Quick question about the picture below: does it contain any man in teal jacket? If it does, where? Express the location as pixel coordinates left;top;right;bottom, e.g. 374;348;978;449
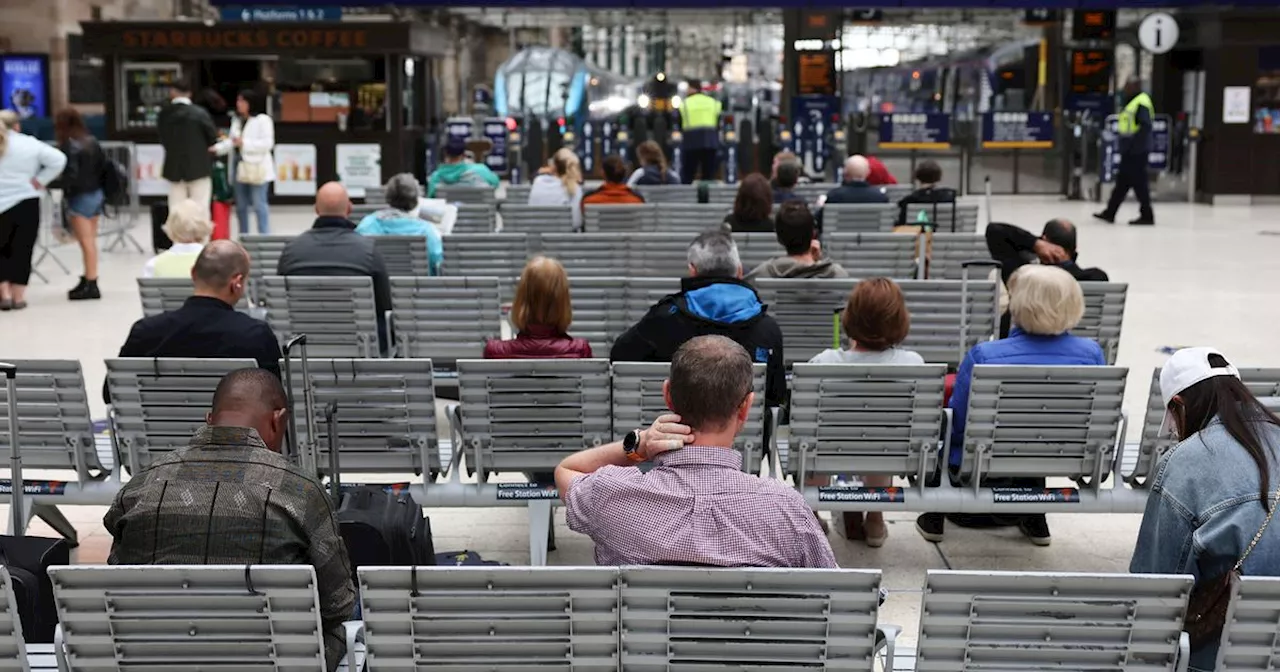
426;137;500;198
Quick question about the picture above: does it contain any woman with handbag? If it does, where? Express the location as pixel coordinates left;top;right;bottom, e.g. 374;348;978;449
215;90;274;234
1131;346;1280;671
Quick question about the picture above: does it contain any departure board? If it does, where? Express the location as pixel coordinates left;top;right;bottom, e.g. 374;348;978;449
798;52;836;96
1071;10;1115;41
1070;50;1112;95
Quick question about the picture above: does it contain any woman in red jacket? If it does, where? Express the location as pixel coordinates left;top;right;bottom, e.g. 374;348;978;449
484;256;593;359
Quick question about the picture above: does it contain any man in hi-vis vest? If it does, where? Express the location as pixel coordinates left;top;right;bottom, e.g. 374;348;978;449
679;79;723;184
1095;78;1156;226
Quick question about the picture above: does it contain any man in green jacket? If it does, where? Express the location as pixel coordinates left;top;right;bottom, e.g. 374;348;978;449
426;136;500;198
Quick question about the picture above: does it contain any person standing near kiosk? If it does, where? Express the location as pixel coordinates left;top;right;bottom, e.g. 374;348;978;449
679;79;722;184
1095;78;1156;226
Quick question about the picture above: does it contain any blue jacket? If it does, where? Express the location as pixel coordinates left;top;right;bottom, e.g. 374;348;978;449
948;327;1105;466
1131;419;1280;671
355;209;443;275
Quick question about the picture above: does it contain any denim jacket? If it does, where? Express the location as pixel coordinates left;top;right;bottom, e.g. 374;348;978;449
1130;419;1280;671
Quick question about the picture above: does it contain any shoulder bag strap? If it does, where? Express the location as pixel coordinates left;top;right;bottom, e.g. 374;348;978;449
1236;481;1280;572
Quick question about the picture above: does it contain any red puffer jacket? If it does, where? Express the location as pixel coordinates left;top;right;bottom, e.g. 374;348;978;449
483;324;594;359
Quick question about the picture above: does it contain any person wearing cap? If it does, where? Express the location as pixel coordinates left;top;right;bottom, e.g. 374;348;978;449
425;136;499;198
916;264;1105;547
1131;347;1280;670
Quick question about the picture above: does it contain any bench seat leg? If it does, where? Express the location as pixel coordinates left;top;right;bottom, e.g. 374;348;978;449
32;503;79;547
528;500;552;566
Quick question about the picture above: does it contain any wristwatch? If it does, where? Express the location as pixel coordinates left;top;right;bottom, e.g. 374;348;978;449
622;429;645;462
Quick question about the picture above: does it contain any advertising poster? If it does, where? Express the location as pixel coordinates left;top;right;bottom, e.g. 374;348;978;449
134;144;169;196
1;55;49;119
273;144;318;196
336;143;381;198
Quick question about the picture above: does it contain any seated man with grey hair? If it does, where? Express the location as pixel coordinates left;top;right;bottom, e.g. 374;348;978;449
560;335;834;567
355;173;443;275
610;229;785;407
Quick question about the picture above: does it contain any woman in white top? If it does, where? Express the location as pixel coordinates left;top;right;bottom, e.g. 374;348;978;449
142;199;213;279
527;148;584;231
0;110;66;310
809;277;925;547
215;90;274;234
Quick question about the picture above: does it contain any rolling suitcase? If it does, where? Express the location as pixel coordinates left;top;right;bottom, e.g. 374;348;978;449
0;363;71;644
150;202;172;252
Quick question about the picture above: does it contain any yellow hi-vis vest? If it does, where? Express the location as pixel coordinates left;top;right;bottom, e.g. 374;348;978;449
680;92;722;130
1118;92;1154;135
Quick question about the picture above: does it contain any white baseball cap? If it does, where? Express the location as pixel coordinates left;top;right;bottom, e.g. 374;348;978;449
1159;346;1240;438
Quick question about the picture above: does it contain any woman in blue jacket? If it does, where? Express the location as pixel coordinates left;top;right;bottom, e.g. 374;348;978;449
916;264;1105;546
356;173;443;275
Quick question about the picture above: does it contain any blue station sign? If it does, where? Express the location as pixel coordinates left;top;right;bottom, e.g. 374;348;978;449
981;111;1054;149
879;113;950;150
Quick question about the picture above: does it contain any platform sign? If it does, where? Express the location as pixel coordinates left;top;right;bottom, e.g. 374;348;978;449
981;111;1054;149
219;5;342;21
793;94;838;175
481;116;508;174
1100;113;1171;183
444;116;474;145
879;113;950;149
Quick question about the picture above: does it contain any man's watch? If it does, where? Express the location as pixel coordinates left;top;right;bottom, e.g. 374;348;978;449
622;429;645;462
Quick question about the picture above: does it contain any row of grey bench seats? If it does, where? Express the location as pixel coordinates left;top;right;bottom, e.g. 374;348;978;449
139;275;1126;367
352;201;980;236
247;231;992;285
424;181;920;206
16;564;1270;672
4;356;1258;506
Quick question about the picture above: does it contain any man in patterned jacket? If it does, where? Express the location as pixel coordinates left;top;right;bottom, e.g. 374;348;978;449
105;368;355;672
558;334;836;568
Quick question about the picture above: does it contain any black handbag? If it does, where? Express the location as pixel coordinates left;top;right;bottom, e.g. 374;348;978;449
1185;483;1280;648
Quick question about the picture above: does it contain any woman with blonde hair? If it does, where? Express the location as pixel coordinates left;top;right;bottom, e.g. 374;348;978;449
917;264;1104;547
484;255;592;359
142;198;213;278
0;108;66;310
527;148;585;231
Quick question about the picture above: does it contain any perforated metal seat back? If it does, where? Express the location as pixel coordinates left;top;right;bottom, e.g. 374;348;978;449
363;186;387;204
897;278;999;366
789;364;946;479
928;233;993;280
260;276;379;358
137;278;257;318
50;565;326;672
1218;575;1280;671
286;358;438;477
498;204;574;234
619;567;883;672
824;233;919;278
453;204;496;234
457;359;612;475
359;566;620;671
899;201;980;233
240;235;294;288
1132;367;1280;486
1077;282;1128;365
0;360;101;478
543;234;692;278
437;185;497;204
754;278;858;364
735;232;782;271
636;185;698;204
391;276;501;366
584;204;658;233
918;570;1192;672
823;203;897;233
503;184;532;204
705;184;737;205
0;568;26;672
568;278;679;354
653;203;731;234
106;358;255;474
961;365;1128;482
883;184;914;202
611;362;767;474
369;236;431;276
441;234;530;279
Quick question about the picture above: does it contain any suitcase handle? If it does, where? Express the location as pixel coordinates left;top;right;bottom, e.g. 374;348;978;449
1;362;22;537
326;401;340;505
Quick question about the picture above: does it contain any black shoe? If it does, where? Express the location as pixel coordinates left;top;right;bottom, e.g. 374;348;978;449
1092;212;1115;224
1018;515;1052;546
69;276;86;294
68;279;101;301
915;513;945;543
1129;217;1156;226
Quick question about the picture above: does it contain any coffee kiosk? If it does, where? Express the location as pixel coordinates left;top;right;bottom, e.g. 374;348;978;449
80;21;449;202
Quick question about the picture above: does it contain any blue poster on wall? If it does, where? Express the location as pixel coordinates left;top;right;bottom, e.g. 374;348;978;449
791;95;838;176
981;112;1055;149
1100;113;1172;183
1;55;50;120
879;113;950;149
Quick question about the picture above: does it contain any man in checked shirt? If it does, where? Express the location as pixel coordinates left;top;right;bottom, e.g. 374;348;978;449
557;335;837;567
106;369;356;672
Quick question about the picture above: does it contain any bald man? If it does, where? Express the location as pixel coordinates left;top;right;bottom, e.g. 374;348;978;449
824;155;889;206
105;368;356;672
108;239;281;403
277;181;392;353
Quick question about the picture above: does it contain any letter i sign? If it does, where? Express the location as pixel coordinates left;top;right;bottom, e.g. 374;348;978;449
1138;13;1178;55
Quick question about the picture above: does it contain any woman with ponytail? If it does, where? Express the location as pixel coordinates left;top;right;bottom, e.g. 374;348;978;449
527;147;585;231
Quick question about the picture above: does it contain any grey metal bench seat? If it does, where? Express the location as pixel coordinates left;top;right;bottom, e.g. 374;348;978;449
437;185;498;204
584;203;658;232
497;204;574;234
440;233;530;279
822;203;897;233
369;235;431;276
391;276;501;369
260;276;379;358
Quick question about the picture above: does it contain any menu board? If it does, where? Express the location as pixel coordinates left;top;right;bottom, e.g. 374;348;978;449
982;112;1055;149
336;143;382;199
798;52;836;96
878;113;950;149
273;144;318;197
1071;10;1115;41
121;62;181;129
